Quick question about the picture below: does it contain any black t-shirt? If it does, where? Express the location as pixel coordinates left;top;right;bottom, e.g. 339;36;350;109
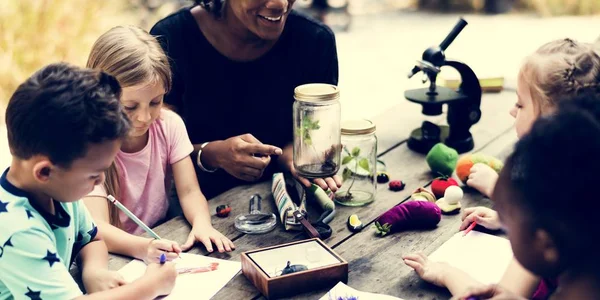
150;7;339;198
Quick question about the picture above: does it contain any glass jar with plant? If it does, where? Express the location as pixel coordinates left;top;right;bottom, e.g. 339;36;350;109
293;84;342;179
335;119;377;206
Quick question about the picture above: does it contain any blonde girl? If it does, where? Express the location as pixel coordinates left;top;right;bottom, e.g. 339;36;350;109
84;26;234;264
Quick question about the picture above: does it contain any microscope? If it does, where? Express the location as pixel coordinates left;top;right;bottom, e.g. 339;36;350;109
404;18;482;154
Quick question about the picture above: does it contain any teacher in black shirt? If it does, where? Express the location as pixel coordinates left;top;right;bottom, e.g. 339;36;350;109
150;0;341;199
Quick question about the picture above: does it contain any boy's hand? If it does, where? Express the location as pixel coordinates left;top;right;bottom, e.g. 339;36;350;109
144;262;177;296
452;284;527;300
82;269;126;293
466;163;499;197
182;223;235;253
402;252;448;287
460;207;502;231
145;239;182;264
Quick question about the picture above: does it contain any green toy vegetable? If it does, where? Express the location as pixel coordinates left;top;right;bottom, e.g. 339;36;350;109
426;143;458;177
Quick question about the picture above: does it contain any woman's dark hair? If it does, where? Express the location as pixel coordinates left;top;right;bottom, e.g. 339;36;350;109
504;93;600;261
193;0;225;18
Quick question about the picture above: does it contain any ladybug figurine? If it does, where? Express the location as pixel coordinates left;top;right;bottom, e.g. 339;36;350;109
388;180;405;191
216;204;231;217
377;172;390;183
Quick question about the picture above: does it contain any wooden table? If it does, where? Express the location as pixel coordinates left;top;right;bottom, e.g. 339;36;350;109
101;90;518;299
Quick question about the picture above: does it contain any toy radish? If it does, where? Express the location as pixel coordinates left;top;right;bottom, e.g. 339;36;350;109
431;176;459;198
374;201;441;237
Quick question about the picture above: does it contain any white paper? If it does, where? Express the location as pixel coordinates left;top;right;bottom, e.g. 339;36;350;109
117;253;241;300
247;240;341;278
320;281;405;300
428;231;514;285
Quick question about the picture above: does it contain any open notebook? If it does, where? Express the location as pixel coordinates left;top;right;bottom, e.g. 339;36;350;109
118;253;241;300
428;231;514;285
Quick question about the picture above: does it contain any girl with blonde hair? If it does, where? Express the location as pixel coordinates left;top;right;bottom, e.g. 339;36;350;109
403;38;600;299
84;26;234;264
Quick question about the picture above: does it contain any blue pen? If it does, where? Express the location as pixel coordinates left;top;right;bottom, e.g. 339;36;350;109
159;253;167;264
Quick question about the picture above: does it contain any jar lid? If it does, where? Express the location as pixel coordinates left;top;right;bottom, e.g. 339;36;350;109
294;83;340;102
341;119;376;135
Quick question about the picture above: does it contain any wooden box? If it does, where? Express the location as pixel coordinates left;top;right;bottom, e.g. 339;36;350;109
241;238;348;299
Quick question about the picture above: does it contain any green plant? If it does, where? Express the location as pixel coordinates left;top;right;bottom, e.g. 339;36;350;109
338;146;370;201
297;116;320;146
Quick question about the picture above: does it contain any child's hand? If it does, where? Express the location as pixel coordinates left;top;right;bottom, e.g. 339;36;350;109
452;284;527;300
402;252;449;287
143;262;177;296
82;269;126;293
145;239;182;264
459;207;502;231
182;223;235;253
467;163;499;197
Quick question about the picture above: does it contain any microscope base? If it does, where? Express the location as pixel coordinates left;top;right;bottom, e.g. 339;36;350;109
407;125;474;154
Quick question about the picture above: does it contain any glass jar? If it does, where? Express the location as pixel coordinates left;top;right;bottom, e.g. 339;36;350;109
293;84;342;179
335;119;377;206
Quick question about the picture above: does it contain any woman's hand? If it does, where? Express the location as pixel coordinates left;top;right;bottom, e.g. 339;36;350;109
466;163;499;198
203;134;282;182
278;144;342;192
459;207;502;231
402;252;449;287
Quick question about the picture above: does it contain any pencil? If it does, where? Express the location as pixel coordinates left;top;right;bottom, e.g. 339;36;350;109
463;221;477;237
107;195;161;240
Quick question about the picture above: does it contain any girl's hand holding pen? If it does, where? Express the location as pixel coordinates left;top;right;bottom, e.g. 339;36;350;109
144;239;182;264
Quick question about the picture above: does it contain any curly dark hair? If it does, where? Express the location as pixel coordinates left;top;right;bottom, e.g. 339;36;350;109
6;62;131;167
503;93;600;263
193;0;225;18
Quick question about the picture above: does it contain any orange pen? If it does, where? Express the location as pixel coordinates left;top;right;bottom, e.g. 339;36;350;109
463;222;477;237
